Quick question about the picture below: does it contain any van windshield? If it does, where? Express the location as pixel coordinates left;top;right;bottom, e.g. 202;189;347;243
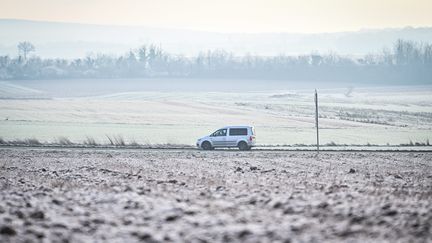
211;129;227;137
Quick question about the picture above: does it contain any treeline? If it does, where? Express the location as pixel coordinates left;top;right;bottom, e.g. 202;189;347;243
0;39;431;83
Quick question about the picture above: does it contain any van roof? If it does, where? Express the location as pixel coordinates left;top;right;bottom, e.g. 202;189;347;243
221;126;253;129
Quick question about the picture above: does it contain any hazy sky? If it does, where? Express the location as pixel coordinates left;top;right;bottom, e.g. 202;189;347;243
1;0;432;33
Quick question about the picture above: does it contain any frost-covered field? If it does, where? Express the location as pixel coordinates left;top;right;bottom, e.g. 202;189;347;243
0;148;431;242
0;79;431;145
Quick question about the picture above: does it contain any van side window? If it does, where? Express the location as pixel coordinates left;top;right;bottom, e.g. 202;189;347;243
211;129;227;137
229;128;248;136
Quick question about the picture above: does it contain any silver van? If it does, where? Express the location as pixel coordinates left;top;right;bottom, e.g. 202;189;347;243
196;126;256;150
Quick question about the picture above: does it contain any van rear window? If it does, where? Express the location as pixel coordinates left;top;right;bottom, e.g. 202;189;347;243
229;128;248;136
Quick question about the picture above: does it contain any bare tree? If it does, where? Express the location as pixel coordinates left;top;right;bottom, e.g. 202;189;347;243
17;41;35;60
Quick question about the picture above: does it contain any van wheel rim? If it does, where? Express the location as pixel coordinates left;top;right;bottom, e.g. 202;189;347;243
202;142;211;150
239;142;248;151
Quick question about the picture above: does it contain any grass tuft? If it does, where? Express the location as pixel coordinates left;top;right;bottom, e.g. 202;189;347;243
326;141;337;146
27;138;42;145
84;136;98;146
129;140;140;146
56;136;73;145
106;135;126;146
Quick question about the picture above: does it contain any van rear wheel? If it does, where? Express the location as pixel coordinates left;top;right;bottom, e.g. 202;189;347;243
238;141;249;151
201;141;212;150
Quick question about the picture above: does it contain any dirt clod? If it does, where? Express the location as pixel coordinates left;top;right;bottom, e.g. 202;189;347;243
0;226;16;235
29;211;45;220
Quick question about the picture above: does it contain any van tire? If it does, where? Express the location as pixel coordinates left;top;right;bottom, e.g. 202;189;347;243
238;141;249;151
201;141;212;150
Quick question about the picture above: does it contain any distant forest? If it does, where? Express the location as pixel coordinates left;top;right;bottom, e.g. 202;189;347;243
0;39;431;83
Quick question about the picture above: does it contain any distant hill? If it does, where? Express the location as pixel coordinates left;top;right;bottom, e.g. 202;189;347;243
1;19;432;58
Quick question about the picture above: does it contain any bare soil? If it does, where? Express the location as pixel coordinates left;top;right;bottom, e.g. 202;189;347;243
0;148;431;242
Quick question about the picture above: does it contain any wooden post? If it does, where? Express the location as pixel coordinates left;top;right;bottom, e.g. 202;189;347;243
314;89;319;153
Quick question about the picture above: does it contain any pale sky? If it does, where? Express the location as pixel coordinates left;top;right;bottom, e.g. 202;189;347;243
1;0;432;33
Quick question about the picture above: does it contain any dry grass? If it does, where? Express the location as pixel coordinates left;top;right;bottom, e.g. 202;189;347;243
0;136;431;149
83;136;98;146
105;135;125;146
128;140;140;146
56;136;73;145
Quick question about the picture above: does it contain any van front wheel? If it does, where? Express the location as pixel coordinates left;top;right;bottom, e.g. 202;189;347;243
238;141;250;151
201;141;212;150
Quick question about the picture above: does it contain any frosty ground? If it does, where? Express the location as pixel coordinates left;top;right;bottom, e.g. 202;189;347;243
0;148;431;242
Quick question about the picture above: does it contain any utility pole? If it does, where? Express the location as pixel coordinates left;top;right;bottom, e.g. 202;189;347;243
314;89;319;154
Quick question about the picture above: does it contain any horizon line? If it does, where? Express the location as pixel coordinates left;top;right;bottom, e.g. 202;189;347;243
2;18;432;35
